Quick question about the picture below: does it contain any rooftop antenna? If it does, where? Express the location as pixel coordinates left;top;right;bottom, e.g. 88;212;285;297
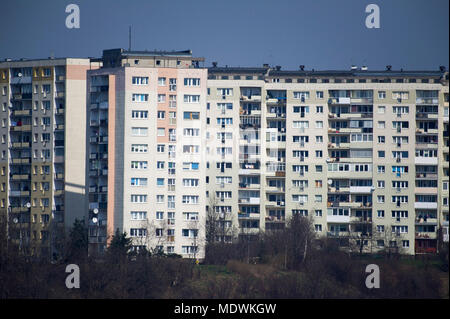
128;25;132;51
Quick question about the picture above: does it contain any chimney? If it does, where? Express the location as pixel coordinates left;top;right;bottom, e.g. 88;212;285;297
386;65;392;71
299;65;305;71
212;62;217;67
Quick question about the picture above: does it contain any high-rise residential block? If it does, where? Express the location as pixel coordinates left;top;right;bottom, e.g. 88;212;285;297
86;49;207;258
0;57;99;257
206;65;449;255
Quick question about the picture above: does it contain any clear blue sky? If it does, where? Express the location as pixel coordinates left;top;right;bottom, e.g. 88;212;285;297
1;0;448;70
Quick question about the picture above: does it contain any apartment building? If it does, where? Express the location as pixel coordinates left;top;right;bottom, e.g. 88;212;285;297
86;49;207;258
206;64;449;255
0;57;98;257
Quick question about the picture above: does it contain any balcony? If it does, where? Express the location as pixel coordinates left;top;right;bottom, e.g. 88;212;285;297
10;124;31;131
415;173;437;179
414;202;438;209
416;98;438;105
240;95;262;102
265;186;285;193
10;174;30;181
327;214;350;223
349;186;373;193
328;142;350;149
238;197;260;205
328;186;350;193
10;142;31;148
415;232;437;240
239;183;260;189
328;97;351;105
415;217;438;225
265;201;285;207
12;109;32;116
414;157;438;165
265;215;285;223
54;189;64;196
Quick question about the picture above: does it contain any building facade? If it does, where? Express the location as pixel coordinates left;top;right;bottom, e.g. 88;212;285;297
206;65;449;255
2;49;447;258
0;57;98;257
87;49;208;258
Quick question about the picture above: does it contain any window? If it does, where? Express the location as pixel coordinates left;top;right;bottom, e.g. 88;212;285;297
378;151;385;158
218;88;233;96
378;106;385;114
130;228;147;237
378;91;386;99
377;166;385;173
131;178;147;186
316;106;323;113
157;161;165;169
377;210;385;218
182;195;199;204
156;195;164;203
315;121;323;128
131;211;147;220
157;128;165;136
316;91;324;99
158;77;166;86
131;127;148;136
184;128;200;137
132;110;148;119
183;145;199;154
132;77;148;85
131;144;148;153
158;94;166;103
169;78;176;91
184;95;200;103
377;195;385;203
377;180;385;188
183;178;199;187
132;94;148;102
316;136;323;143
156;111;165;119
184;112;200;120
131;161;147;169
377;225;385;232
315;224;322;232
157;178;164;186
392;91;409;100
293;91;310;99
131;194;147;203
378;121;385;129
184;78;200;86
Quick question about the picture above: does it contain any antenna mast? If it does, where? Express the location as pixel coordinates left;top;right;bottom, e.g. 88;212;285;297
128;25;131;51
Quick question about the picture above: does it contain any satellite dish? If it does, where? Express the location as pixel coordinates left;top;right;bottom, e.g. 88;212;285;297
92;217;98;224
25;202;31;208
93;208;99;214
18;72;22;77
327;180;333;185
13;218;18;224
